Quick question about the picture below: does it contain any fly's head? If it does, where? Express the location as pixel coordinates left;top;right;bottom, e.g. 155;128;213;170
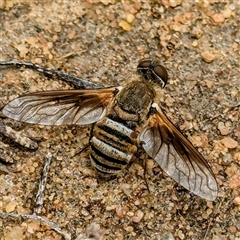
137;59;168;88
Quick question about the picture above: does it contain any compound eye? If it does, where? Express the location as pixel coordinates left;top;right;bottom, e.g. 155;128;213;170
153;65;168;88
137;59;152;79
137;59;168;88
137;59;151;69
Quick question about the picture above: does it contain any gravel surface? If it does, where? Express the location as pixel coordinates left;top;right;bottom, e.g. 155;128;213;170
0;1;239;240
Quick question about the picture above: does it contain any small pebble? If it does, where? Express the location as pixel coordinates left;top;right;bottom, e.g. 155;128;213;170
125;226;134;233
222;153;233;165
221;137;238;149
192;40;198;47
233;197;240;205
5;200;18;213
119;20;131;31
234;152;240;162
205;79;213;88
211;13;225;23
229;4;236;10
160;232;174;240
169;0;182;7
201;51;215;63
81;209;90;216
27;36;38;45
115;205;128;218
225;164;237;178
228;225;237;233
177;230;185;240
127;211;134;217
228;170;240;189
126;13;135;23
4;226;24;240
218;121;233;135
132;210;144;223
222;8;232;18
68;30;76;40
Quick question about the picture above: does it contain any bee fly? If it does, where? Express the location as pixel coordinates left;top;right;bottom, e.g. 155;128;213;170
1;59;218;201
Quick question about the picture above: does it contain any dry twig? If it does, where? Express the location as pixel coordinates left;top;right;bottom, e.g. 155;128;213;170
34;152;52;214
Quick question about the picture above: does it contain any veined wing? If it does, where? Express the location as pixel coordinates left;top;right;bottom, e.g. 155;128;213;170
139;103;218;201
3;88;119;126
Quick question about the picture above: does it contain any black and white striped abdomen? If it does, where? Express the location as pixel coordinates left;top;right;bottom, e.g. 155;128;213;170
90;114;138;177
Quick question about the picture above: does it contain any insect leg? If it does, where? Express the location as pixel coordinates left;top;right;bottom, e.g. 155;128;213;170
72;143;90;158
0;60;102;89
143;155;150;193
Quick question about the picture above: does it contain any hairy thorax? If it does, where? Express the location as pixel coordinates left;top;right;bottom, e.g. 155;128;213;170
112;80;155;123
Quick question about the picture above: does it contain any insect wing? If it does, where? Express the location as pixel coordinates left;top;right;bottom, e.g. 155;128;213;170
3;88;118;126
139;103;218;201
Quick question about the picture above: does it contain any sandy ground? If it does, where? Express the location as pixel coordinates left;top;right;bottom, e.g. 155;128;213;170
0;0;239;239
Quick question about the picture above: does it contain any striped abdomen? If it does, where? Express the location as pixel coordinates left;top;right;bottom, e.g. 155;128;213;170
90;113;138;178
